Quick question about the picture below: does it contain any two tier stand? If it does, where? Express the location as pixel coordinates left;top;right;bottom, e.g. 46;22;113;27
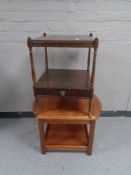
27;33;102;155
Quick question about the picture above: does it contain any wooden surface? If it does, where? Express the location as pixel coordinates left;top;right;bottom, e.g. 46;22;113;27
35;69;91;98
29;34;100;154
45;124;88;151
33;95;102;123
37;69;91;90
27;34;99;104
35;95;101;154
28;35;98;48
38;120;45;154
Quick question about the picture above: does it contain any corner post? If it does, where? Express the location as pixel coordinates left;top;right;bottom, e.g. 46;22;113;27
89;38;99;113
43;33;48;70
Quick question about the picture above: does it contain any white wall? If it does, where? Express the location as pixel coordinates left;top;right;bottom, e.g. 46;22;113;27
0;0;131;112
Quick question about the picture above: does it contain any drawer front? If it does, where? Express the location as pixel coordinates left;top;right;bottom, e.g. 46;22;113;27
35;87;91;98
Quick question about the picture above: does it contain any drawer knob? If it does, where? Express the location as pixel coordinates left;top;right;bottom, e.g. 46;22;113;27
60;90;66;96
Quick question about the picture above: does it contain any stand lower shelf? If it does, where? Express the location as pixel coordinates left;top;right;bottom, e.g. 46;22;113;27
45;124;88;151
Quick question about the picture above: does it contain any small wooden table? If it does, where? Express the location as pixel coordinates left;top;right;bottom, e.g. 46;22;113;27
33;95;101;155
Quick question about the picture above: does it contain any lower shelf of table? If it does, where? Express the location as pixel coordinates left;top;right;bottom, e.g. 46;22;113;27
45;124;88;151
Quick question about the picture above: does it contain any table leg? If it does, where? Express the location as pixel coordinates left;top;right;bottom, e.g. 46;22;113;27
38;119;46;154
87;120;96;155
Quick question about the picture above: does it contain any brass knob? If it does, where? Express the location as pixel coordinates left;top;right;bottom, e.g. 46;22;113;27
60;90;66;96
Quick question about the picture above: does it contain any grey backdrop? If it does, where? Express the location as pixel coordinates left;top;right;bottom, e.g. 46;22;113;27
0;0;131;111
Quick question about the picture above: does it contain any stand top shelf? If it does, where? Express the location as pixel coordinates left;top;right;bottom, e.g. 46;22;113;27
27;34;98;48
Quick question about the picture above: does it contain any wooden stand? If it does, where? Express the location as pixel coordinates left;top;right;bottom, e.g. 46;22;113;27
27;34;101;155
33;95;101;155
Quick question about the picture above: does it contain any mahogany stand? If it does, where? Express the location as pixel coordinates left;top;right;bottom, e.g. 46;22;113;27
28;34;101;155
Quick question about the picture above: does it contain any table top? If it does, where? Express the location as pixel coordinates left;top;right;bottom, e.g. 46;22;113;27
28;34;98;48
33;95;102;122
36;69;91;90
36;35;94;41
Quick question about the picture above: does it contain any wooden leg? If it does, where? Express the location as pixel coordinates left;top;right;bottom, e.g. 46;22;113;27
88;98;92;119
38;119;46;154
87;120;96;155
85;124;89;145
45;124;50;140
88;98;92;112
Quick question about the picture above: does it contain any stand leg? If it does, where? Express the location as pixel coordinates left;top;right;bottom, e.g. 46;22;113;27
38;119;46;154
87;120;96;155
88;98;92;112
88;98;92;118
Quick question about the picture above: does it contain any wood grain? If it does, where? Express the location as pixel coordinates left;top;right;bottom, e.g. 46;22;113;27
33;95;102;123
46;124;88;150
31;35;97;48
34;69;91;98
